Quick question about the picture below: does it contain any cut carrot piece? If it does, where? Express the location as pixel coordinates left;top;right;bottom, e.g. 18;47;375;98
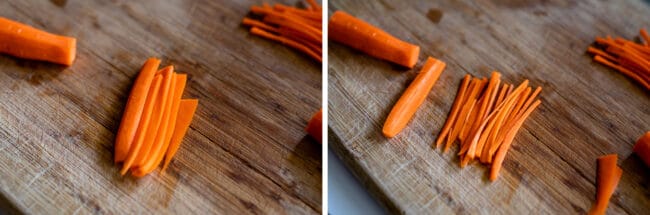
120;75;163;175
0;17;76;65
435;75;471;150
161;99;199;172
306;109;323;143
633;131;650;167
588;154;623;215
329;11;420;68
489;100;541;181
641;29;650;46
383;57;446;137
115;58;161;163
250;27;322;62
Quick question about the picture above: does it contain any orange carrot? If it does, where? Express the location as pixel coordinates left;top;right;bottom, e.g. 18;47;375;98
489;100;541;181
329;11;420;68
383;57;446;137
594;55;650;90
115;58;161;163
641;29;650;46
434;75;471;149
242;18;279;33
161;99;199;172
633;131;650;167
250;27;322;62
589;30;650;90
0;17;76;65
306;109;323;143
588;154;623;215
120;75;163;175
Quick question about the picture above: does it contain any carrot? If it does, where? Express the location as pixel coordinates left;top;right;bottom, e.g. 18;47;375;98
0;17;76;65
242;18;279;33
489;100;541;181
250;27;322;62
594;55;650;90
161;99;199;172
306;109;323;143
114;58;161;163
329;11;420;68
588;154;623;215
640;29;650;46
434;75;471;149
589;29;650;90
633;131;650;167
120;75;163;175
383;57;446;137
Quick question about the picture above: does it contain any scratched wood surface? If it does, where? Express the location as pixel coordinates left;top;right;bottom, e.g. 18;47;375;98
0;0;321;214
328;0;650;214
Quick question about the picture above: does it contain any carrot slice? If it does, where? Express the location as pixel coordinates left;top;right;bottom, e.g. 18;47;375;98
435;75;471;150
328;11;420;68
161;99;199;172
306;109;323;143
489;100;541;181
633;131;650;167
588;154;623;215
383;57;446;137
0;17;76;65
115;58;161;163
120;75;163;175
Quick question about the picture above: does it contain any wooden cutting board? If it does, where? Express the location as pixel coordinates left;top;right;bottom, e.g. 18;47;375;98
329;0;649;214
0;0;321;214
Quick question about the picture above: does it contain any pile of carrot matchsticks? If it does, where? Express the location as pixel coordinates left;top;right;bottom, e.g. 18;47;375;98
587;28;650;90
242;0;322;62
114;58;198;177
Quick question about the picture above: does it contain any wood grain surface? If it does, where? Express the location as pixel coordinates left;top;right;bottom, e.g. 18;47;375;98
0;0;321;214
328;0;650;214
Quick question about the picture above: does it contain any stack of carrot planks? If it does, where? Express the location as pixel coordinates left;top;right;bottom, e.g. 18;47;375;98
587;28;650;90
242;0;322;62
434;72;542;181
114;58;199;177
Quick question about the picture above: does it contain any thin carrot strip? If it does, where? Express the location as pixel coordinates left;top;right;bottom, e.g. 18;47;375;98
458;79;487;142
466;72;501;157
493;84;508;109
587;46;618;63
329;11;420;68
242;18;280;34
446;79;479;151
489;100;541;181
594;55;650;90
115;58;161;163
483;80;529;161
0;17;76;65
131;66;174;169
250;27;322;62
588;154;623;215
272;4;322;21
383;57;446;137
120;75;163;175
435;75;471;150
161;99;199;172
278;26;322;49
641;28;650;46
263;13;321;38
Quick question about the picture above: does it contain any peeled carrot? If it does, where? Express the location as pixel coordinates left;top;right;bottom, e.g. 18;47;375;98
306;109;323;143
0;17;76;65
114;58;161;163
633;131;650;167
120;75;163;175
383;57;446;138
588;154;623;215
329;11;420;68
161;99;199;172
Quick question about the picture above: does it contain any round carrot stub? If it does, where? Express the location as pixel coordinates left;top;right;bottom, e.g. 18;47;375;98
306;109;322;143
633;131;650;167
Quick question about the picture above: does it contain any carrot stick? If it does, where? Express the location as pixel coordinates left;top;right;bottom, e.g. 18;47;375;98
154;74;187;173
383;57;446;137
120;75;163;175
306;109;323;143
594;55;650;90
633;131;650;167
115;58;161;163
641;28;650;46
242;18;279;34
329;11;420;68
250;27;322;62
0;17;76;65
588;154;623;215
458;79;487;142
493;84;508;109
489;100;541;181
446;79;479;151
133;72;179;177
435;75;471;150
161;99;199;172
263;14;321;41
587;46;618;63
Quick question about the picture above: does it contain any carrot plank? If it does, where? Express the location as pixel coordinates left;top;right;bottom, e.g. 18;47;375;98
588;154;623;215
161;99;199;172
329;11;420;68
0;17;76;65
115;58;161;163
383;57;446;137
